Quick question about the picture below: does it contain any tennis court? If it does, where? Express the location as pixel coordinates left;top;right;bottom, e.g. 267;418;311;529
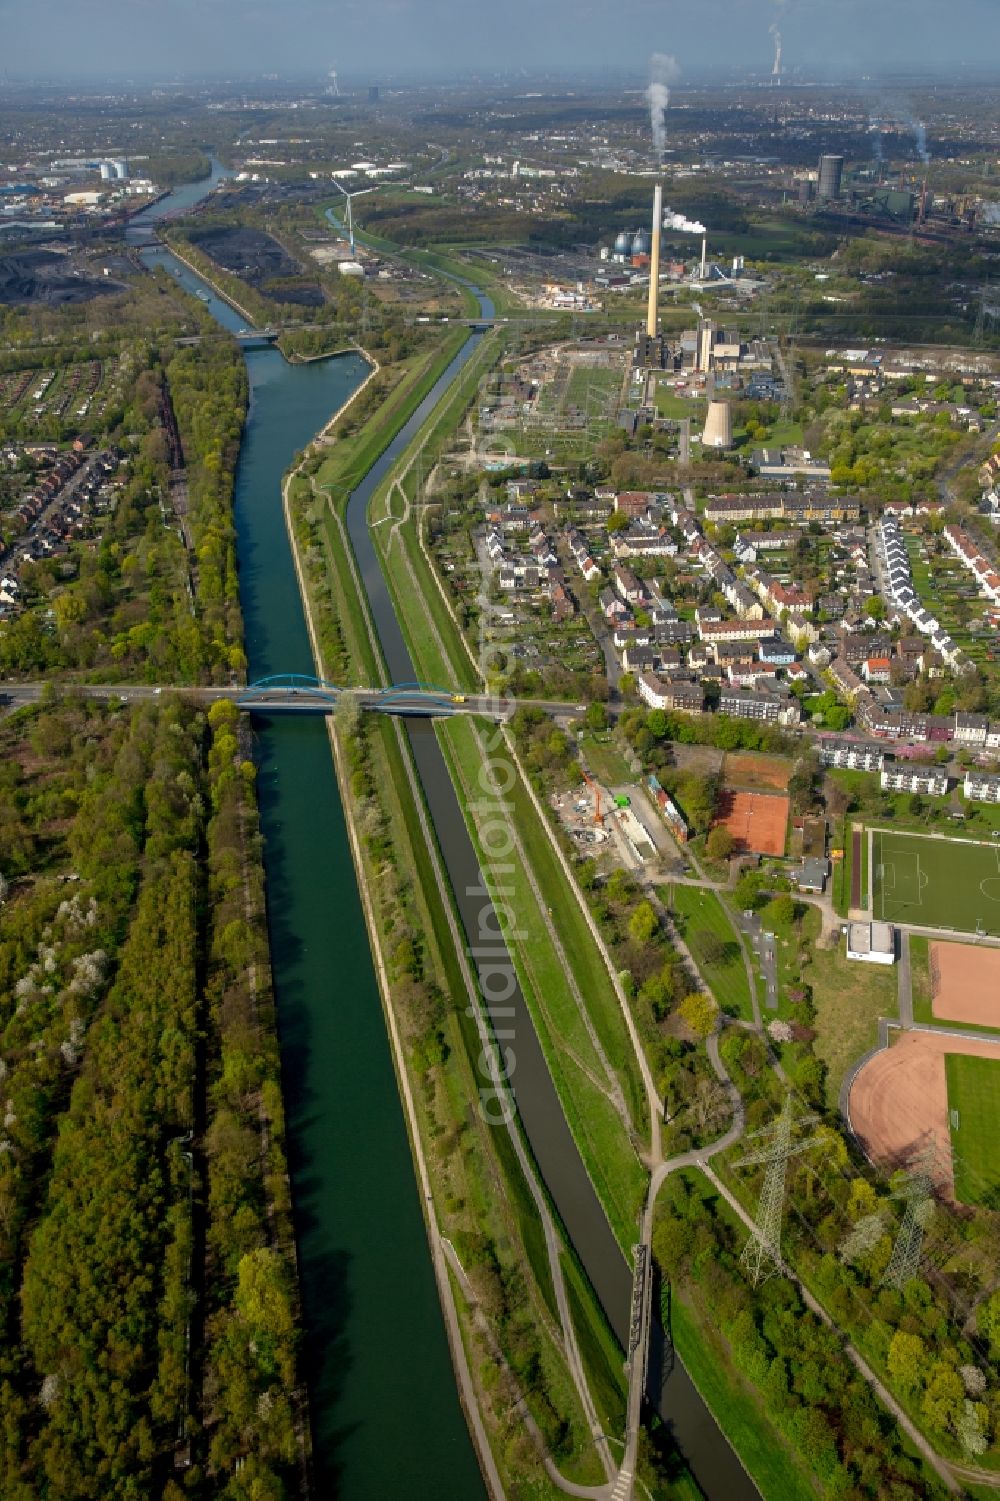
871;829;1000;936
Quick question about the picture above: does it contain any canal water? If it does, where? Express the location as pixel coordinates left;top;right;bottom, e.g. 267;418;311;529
130;174;758;1501
133;187;487;1499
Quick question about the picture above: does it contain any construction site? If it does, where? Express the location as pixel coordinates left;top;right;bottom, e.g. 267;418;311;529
551;766;688;875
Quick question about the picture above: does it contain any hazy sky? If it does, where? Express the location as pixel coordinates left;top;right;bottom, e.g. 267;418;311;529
2;0;998;81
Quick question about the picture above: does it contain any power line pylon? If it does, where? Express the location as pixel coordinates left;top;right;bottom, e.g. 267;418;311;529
881;1145;940;1291
736;1094;820;1287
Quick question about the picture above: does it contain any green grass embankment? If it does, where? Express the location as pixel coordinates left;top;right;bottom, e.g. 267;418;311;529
438;714;648;1253
363;714;605;1491
317;326;469;499
366;331;504;691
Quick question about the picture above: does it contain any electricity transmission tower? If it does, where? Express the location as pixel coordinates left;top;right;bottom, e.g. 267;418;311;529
881;1146;940;1291
973;287;1000;348
736;1094;820;1287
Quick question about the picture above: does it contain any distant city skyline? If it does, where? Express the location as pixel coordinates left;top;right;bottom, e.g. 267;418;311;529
1;0;999;83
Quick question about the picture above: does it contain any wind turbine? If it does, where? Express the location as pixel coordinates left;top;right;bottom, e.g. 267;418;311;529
331;178;374;256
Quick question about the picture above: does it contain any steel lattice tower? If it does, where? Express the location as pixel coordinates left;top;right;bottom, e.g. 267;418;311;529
881;1148;939;1291
737;1095;819;1287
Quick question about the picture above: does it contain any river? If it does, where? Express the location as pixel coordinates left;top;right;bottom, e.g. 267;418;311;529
130;172;757;1501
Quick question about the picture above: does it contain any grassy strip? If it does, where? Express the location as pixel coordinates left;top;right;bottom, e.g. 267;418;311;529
910;934;932;1012
372;504;475;690
945;1053;1000;1208
560;1253;628;1444
437;716;647;1251
668;1290;821;1501
665;883;755;1021
363;713;605;1489
318;328;469;499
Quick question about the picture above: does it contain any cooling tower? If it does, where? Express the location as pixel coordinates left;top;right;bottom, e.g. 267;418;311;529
702;400;733;449
645;182;662;338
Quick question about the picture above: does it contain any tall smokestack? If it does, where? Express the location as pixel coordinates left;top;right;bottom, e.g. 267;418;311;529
700;236;707;281
646;182;662;339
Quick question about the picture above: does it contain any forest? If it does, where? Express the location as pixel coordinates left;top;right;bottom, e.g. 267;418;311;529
0;694;303;1499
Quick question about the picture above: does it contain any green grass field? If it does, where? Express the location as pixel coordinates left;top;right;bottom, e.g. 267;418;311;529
945;1054;1000;1208
871;829;1000;936
665;883;755;1021
579;732;632;788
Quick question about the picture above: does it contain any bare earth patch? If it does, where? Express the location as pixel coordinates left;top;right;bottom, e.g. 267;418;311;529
723;751;792;792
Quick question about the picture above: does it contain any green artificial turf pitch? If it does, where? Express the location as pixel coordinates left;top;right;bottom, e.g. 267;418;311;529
871;829;1000;936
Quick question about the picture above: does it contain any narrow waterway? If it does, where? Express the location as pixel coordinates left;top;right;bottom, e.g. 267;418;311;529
130;174;758;1501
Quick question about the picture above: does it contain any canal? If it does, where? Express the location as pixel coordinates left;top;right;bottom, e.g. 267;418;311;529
130;172;757;1501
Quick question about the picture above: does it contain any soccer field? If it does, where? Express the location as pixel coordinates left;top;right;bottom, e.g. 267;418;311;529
871;830;1000;936
945;1054;1000;1208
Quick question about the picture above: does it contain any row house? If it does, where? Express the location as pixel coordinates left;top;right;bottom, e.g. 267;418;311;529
953;712;990;747
565;528;602;584
714;639;759;667
703;494;785;524
613;526;678;560
528;525;558;570
485;502;533;531
698;618;778;645
964;771;1000;804
726;580;764;619
838;630;893;665
498;559;549;591
943;524;1000;606
819;739;885;772
880;767;950;797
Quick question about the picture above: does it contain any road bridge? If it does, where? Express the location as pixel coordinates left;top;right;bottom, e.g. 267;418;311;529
0;674;496;721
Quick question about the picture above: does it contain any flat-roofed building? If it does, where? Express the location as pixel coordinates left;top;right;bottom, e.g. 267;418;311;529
846;921;896;965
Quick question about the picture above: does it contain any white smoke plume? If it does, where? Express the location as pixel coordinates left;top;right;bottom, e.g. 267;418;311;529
869;115;884;166
662;208;706;235
914;121;929;165
646;53;680;161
